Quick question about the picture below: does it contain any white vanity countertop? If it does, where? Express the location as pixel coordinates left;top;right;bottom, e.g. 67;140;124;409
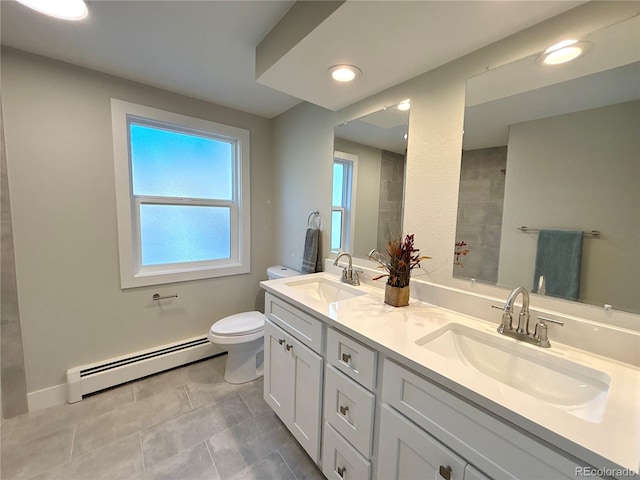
261;272;640;475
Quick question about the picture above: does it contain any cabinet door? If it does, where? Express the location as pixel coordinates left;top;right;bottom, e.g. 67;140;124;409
465;464;492;480
289;332;324;462
264;320;293;425
378;405;467;480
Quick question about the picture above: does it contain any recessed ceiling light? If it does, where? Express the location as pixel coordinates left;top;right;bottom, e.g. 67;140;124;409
397;100;411;111
16;0;88;21
327;65;362;83
539;39;592;65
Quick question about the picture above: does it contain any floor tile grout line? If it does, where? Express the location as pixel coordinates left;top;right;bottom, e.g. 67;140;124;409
183;385;194;410
236;388;254;416
276;450;298;480
204;438;221;479
138;431;146;472
69;423;77;461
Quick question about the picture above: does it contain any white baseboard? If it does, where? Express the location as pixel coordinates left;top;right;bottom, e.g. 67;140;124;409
27;383;67;412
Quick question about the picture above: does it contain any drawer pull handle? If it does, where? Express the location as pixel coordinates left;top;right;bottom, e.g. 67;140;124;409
285;344;293;351
278;339;285;345
337;466;346;477
339;405;349;415
341;353;351;363
439;465;452;480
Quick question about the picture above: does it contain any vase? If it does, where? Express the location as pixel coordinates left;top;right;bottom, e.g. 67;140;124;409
384;283;410;307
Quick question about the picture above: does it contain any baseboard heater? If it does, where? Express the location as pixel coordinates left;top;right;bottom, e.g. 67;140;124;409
66;335;222;403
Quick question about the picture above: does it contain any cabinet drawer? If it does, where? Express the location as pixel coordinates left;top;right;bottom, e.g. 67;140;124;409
378;404;467;480
322;422;371;480
324;365;375;457
327;328;377;390
265;292;323;354
382;359;582;480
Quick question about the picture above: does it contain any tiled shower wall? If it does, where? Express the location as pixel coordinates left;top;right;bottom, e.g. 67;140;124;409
376;150;406;252
454;146;507;284
1;106;29;418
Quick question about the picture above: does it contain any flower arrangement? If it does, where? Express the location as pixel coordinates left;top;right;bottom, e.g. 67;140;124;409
368;233;430;288
454;240;470;267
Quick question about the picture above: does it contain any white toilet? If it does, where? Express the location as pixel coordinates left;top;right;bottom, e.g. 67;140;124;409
207;265;300;384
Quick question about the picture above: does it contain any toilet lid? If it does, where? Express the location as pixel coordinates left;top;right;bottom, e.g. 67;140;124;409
210;311;265;336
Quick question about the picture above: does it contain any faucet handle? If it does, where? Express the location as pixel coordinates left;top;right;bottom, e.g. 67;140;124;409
533;321;550;347
492;304;512;333
340;266;348;280
538;316;564;326
534;316;563;348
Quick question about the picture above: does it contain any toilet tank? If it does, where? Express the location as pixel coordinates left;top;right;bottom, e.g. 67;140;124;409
267;265;300;280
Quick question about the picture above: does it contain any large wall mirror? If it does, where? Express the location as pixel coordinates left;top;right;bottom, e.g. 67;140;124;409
332;102;409;258
454;15;639;314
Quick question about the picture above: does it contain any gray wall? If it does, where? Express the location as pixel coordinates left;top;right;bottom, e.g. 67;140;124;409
1;48;274;397
377;150;406;253
498;101;640;313
1;104;28;418
454;146;507;283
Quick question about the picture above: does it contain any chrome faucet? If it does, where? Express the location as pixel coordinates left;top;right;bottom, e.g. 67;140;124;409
505;286;531;335
333;252;360;286
492;286;563;348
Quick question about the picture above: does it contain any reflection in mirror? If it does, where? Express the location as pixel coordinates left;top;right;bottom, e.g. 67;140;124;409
332;103;409;258
455;15;640;313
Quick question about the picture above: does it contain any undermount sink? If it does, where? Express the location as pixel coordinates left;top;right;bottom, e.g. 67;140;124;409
416;323;611;423
285;278;366;304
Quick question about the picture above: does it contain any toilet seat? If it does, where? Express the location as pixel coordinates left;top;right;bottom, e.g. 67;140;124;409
210;311;264;336
208;311;265;345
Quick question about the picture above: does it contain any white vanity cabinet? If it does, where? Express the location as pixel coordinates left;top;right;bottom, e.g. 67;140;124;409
322;328;377;480
380;359;588;480
263;294;324;462
261;283;613;480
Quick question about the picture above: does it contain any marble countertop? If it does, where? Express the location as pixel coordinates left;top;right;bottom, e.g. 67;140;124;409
261;272;640;475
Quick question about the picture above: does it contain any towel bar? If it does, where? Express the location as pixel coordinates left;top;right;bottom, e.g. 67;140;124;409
517;226;600;237
307;210;322;228
152;293;178;301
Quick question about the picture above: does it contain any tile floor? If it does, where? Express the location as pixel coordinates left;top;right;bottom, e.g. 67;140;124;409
0;354;325;480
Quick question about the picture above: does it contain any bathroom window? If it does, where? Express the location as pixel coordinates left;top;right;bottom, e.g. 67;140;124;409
331;151;357;252
111;99;250;288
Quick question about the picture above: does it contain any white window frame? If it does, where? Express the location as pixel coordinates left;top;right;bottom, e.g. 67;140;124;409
332;151;358;253
111;99;250;288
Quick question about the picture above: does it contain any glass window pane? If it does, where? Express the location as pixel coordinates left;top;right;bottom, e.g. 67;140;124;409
131;123;233;200
140;205;230;265
332;162;344;207
331;210;343;251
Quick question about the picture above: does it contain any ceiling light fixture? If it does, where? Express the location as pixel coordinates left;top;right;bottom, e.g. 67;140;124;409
327;65;362;83
539;39;591;65
16;0;88;21
397;100;411;111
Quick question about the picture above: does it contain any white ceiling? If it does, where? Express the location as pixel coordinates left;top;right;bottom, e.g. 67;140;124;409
463;15;640;149
257;1;583;112
1;0;582;119
336;106;410;154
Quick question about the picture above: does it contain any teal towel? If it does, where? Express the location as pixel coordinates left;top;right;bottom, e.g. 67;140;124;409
533;229;583;300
